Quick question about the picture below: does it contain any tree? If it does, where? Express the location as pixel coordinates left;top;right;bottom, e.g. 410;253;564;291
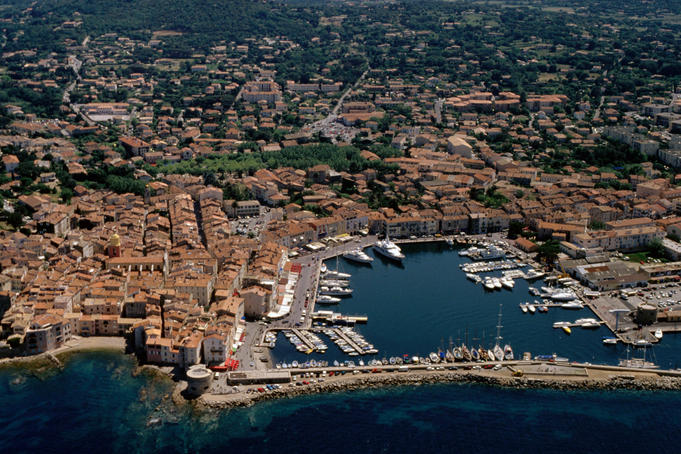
648;238;665;259
508;220;524;239
537;239;560;264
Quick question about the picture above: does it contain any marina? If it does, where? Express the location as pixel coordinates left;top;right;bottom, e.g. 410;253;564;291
273;242;681;369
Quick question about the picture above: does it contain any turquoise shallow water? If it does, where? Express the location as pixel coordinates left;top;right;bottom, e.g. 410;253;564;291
2;351;681;453
274;243;681;367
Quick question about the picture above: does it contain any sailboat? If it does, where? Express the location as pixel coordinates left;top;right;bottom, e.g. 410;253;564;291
322;256;351;280
493;304;505;361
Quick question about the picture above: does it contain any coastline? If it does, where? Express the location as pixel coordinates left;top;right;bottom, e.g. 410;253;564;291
199;364;681;409
0;336;126;370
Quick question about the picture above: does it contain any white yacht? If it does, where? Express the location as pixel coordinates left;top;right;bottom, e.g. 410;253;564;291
316;295;341;305
528;304;536;314
373;237;405;261
551;291;577;301
500;276;515;289
520;303;528;313
483;277;496;291
525;268;546;280
319;286;353;297
654;329;663;340
561;301;584;309
492;277;503;290
342;248;374;264
466;273;478;281
320;279;350;288
322;269;351;280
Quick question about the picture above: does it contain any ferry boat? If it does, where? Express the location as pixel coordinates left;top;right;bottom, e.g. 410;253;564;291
343;248;374;264
503;344;514;361
316;294;341;305
373;237;405;261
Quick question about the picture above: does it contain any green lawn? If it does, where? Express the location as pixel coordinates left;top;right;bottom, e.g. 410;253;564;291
625;252;668;263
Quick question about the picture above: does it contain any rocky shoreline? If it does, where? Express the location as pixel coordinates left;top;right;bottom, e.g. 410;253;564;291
200;371;681;409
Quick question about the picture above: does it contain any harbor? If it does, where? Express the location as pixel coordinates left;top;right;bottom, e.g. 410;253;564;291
270;240;681;370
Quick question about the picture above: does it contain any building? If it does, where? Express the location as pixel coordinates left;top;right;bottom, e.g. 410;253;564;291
446;135;473;158
25;314;71;354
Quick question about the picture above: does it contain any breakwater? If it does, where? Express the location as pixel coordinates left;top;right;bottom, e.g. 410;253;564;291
200;365;681;409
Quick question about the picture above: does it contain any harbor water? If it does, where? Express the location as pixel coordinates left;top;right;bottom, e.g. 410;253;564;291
273;243;681;367
3;351;681;453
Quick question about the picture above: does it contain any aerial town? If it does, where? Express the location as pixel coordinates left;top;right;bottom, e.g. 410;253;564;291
4;0;681;400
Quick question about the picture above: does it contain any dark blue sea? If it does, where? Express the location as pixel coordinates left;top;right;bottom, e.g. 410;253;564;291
4;244;681;453
2;351;681;453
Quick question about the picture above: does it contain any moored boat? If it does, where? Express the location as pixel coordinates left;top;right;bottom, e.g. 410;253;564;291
654;329;663;340
343;248;374;264
373;237;405;262
503;344;514;361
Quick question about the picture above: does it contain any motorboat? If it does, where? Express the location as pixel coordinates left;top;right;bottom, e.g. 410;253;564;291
654;329;663;340
561;301;584;309
483;277;496;291
520;303;528;313
319;286;353;297
373;237;405;261
528;304;536;314
503;345;514;361
471;348;480;361
553;321;570;328
525;268;546;280
316;294;341;305
602;337;618;345
500;276;515;289
487;349;495;362
492;278;503;290
461;345;472;361
453;347;463;361
466;273;477;281
446;238;454;246
343;248;374;264
429;352;440;363
562;326;572;334
551;292;577;301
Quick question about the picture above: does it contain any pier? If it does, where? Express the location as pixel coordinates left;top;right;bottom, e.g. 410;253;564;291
333;328;367;355
291;329;316;350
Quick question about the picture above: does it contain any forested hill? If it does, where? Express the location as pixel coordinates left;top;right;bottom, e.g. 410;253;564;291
1;0;318;50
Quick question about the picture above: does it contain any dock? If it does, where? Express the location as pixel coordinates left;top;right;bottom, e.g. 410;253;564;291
553;321;606;328
291;329;316;351
333;328;367;355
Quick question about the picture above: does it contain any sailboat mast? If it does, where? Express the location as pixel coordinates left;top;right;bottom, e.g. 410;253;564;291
495;304;503;346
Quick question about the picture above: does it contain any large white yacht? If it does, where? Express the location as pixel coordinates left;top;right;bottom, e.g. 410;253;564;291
373;237;405;261
342;248;374;264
